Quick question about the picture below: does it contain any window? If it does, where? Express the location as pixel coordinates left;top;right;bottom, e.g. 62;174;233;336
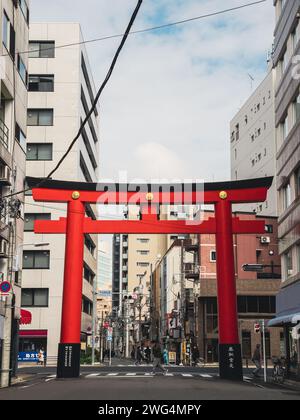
84;235;96;256
2;12;10;50
137;238;150;244
29;41;55;58
2;11;15;58
235;124;239;141
81;54;98;117
27;109;53;126
283;183;292;210
210;250;216;262
284;250;294;278
82;297;93;315
293;93;300;126
265;224;273;234
137;262;149;267
21;289;49;307
26;143;53;161
80;88;99;143
19;0;29;24
137;250;149;255
24;213;51;232
15;123;26;150
17;54;27;85
83;263;95;285
23;250;50;269
296;167;300;196
80;153;93;182
29;75;54;92
237;296;275;314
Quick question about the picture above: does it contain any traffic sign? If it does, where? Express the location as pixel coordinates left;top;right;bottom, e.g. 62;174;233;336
0;281;11;295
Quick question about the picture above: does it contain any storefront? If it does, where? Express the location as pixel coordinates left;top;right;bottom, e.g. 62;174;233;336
268;282;300;379
18;330;47;362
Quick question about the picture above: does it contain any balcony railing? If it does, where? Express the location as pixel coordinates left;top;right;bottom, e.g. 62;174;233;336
0;118;9;149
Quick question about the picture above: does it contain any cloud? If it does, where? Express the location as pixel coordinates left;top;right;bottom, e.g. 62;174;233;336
30;0;274;183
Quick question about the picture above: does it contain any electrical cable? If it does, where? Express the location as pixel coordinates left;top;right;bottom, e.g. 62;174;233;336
2;1;267;58
2;0;144;200
2;0;267;200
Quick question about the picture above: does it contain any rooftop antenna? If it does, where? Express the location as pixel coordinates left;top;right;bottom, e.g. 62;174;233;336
248;73;255;91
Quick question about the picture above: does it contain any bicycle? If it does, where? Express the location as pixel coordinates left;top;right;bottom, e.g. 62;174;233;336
272;357;286;384
192;357;206;368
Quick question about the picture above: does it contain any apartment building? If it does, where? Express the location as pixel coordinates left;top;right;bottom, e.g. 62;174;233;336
0;0;29;388
268;0;300;378
152;212;282;364
19;23;99;363
230;69;277;216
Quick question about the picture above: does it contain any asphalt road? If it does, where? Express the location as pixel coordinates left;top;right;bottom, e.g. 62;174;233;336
0;362;299;400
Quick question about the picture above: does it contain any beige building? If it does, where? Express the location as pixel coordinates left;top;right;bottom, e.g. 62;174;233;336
20;23;99;363
230;69;277;216
0;0;29;388
268;0;300;379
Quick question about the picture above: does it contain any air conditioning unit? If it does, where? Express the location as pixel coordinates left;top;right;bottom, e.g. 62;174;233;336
260;236;271;244
0;166;11;184
0;239;8;258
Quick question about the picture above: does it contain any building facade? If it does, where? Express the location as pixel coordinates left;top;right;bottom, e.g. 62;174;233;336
20;23;99;363
268;0;300;378
0;0;29;388
230;69;277;216
152;212;283;365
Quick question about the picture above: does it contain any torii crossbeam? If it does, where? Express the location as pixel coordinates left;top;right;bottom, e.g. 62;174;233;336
27;176;273;381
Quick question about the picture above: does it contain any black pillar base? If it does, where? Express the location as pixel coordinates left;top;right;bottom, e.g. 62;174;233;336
219;344;243;381
57;343;81;378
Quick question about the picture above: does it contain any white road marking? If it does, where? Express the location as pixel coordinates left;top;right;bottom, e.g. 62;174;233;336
107;373;118;376
126;373;137;376
86;373;101;377
182;374;193;377
200;374;213;378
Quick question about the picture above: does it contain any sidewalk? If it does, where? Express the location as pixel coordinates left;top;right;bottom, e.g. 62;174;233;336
252;374;300;392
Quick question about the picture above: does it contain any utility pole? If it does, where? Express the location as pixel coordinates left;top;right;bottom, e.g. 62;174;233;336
180;239;185;366
99;311;103;363
124;299;130;358
91;277;97;365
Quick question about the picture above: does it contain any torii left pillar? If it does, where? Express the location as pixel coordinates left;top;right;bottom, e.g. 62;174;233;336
57;196;85;378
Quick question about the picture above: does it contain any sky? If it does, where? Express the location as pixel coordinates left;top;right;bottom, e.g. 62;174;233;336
30;0;275;184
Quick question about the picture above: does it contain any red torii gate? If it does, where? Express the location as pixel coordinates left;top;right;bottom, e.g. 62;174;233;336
27;176;273;381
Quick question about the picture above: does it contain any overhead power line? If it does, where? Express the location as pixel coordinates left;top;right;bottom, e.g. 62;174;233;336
3;0;266;58
3;0;144;199
3;0;266;199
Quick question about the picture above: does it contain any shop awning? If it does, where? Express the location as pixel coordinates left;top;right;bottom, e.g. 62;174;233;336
268;313;300;327
19;309;32;325
19;329;47;337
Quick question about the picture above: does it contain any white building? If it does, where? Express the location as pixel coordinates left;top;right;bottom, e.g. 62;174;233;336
20;23;99;363
230;70;277;216
0;0;30;388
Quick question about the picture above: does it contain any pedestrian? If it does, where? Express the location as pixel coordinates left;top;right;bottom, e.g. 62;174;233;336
145;346;151;364
192;346;200;367
252;344;262;377
163;348;169;365
131;346;136;361
151;342;168;375
135;346;143;365
37;348;45;366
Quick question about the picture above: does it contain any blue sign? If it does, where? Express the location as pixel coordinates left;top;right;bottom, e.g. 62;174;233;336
0;281;11;294
18;352;39;362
